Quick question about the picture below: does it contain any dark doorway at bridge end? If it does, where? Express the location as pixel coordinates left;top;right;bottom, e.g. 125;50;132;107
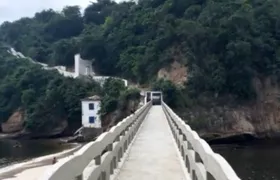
145;91;162;105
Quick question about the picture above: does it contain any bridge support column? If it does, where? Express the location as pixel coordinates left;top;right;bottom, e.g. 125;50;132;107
118;148;123;162
95;156;101;165
207;172;215;180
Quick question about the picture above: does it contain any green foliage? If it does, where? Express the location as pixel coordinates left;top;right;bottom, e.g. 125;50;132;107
118;88;141;112
0;6;83;66
152;79;186;108
99;78;141;119
0;50;100;133
100;78;127;116
51;38;78;66
1;0;280;103
102;78;126;98
121;88;141;101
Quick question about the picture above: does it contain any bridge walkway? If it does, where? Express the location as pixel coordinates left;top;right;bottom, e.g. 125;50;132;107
114;106;190;180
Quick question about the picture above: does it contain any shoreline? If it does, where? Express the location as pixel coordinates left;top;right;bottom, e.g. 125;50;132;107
0;143;82;179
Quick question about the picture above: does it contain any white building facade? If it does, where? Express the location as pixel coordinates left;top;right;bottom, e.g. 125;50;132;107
81;95;102;128
74;54;95;78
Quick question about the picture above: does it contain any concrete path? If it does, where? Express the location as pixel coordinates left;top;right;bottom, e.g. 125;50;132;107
3;165;52;180
0;145;81;180
115;106;189;180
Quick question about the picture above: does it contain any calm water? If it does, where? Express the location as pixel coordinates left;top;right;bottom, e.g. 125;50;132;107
212;142;280;180
1;139;279;179
0;139;73;168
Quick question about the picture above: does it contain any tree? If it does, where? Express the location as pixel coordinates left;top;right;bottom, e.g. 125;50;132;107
152;79;180;108
44;15;83;41
34;9;58;22
102;78;126;98
100;78;127;116
51;38;78;66
83;0;116;25
21;89;36;107
62;6;82;18
1;0;280;103
0;49;100;132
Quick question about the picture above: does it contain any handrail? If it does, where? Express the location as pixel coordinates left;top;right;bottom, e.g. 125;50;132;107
40;102;152;180
162;102;241;180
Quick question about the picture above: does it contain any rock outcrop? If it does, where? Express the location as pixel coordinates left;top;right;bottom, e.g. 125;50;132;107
180;76;280;142
1;109;68;139
1;109;24;133
158;61;187;86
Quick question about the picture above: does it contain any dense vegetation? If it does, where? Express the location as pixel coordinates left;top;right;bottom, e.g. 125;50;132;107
1;0;280;102
0;49;99;133
1;0;280;129
100;78;141;118
0;49;137;133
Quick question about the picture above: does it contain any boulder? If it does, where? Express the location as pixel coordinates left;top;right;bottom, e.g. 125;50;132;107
1;110;24;133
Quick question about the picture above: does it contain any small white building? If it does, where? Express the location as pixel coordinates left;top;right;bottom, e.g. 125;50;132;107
81;95;102;128
74;54;95;78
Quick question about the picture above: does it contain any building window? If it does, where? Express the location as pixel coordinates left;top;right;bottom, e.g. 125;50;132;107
89;103;94;110
89;116;95;124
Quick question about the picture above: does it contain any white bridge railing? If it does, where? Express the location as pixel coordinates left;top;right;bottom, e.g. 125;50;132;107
40;101;240;180
40;102;151;180
162;102;241;180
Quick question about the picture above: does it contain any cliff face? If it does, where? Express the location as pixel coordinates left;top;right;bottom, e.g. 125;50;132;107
227;77;280;136
157;61;187;87
158;61;280;140
1;108;68;138
178;76;280;140
1;109;24;133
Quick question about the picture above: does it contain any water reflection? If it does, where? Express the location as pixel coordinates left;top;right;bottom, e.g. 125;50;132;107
0;139;73;168
212;141;280;180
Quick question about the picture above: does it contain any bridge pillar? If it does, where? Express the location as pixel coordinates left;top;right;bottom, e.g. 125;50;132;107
118;148;123;162
95;155;101;165
207;172;216;180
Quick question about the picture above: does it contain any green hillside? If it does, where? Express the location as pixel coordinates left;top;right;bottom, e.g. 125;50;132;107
1;0;280;135
0;49;140;135
1;0;280;99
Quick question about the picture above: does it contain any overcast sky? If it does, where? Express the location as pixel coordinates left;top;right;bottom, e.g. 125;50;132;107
0;0;95;23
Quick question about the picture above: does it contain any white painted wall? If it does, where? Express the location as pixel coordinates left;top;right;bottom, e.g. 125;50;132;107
74;54;94;78
93;76;128;87
43;66;75;78
82;100;101;128
9;48;128;87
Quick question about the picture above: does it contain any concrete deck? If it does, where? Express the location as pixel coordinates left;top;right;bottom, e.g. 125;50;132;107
115;106;189;180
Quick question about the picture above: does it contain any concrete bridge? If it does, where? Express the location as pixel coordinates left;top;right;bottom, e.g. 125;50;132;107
40;102;241;180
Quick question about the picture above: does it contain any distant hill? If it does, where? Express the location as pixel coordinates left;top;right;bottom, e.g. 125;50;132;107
2;0;280;139
0;49;140;137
